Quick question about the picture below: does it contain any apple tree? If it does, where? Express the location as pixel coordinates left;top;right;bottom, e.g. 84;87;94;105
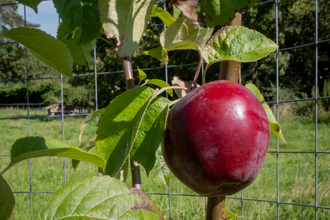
0;0;285;219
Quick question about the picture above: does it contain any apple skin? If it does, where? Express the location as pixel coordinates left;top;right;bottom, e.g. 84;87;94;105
162;80;270;197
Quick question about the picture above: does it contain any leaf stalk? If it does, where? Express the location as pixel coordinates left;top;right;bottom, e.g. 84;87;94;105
193;49;204;88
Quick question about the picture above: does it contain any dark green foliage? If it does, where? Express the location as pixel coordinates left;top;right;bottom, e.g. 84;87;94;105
242;0;330;102
293;80;330;124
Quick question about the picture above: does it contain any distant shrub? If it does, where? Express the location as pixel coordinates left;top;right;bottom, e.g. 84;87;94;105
293;80;330;124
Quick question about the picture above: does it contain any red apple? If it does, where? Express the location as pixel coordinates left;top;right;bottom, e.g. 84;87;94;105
162;80;270;197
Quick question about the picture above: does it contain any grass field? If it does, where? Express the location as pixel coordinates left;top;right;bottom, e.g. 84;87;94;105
0;108;329;219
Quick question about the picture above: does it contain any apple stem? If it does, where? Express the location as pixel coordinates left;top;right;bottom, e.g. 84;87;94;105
206;196;226;220
193;49;203;89
122;56;142;190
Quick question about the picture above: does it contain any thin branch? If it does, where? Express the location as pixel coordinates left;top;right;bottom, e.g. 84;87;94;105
193;49;203;89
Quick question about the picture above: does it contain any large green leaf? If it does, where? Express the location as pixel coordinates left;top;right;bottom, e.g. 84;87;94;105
0;137;106;175
203;26;278;81
99;0;157;57
160;16;213;53
57;23;95;66
0;176;15;220
96;87;155;177
245;83;286;142
0;26;73;77
173;0;257;27
53;0;102;44
44;176;165;220
131;97;170;175
150;5;175;27
16;0;42;13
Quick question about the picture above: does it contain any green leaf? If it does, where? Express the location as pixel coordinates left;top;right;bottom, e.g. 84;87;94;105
44;176;165;220
16;0;42;13
0;137;106;176
1;26;9;34
173;5;181;20
72;134;97;170
160;16;213;53
222;209;242;219
203;26;278;80
96;87;155;177
154;146;172;185
78;108;105;144
137;67;147;85
173;0;257;27
200;0;221;28
143;46;169;63
203;0;257;27
57;23;95;66
53;0;102;44
131;97;170;175
150;6;175;27
145;79;173;97
99;0;157;57
0;176;15;220
245;83;286;142
0;27;73;77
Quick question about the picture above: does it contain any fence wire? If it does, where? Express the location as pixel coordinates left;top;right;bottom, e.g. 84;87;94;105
0;0;330;219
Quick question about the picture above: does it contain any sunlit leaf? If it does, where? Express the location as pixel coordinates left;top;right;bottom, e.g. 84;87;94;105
99;0;156;57
143;46;168;63
203;26;278;81
96;87;155;176
173;5;181;19
131;97;170;175
150;5;175;27
0;137;106;175
222;209;242;219
160;16;213;53
145;79;173;97
245;83;286;142
137;67;147;85
44;176;165;220
0;26;73;77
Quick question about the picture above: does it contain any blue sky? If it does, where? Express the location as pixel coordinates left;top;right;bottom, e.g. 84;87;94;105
17;1;59;37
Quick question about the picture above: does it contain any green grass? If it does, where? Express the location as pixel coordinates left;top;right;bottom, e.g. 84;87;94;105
0;109;329;219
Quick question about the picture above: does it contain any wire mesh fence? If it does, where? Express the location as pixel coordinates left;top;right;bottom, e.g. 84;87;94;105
0;0;330;219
